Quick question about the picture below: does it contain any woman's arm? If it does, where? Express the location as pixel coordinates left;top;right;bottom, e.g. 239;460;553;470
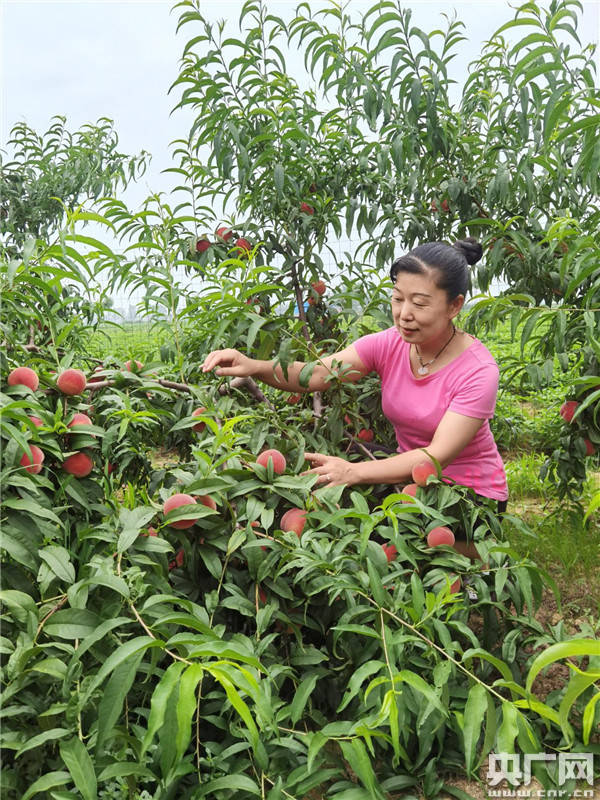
202;345;369;393
304;411;485;486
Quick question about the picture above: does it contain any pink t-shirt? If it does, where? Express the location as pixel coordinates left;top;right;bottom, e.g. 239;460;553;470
353;326;508;501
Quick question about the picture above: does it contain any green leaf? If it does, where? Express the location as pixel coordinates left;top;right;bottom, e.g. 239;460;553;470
141;660;186;757
81;636;164;706
290;671;322;724
526;639;600;692
337;660;385;712
96;763;155;782
463;683;487;774
59;738;97;800
582;690;600;745
96;651;144;753
117;506;156;552
274;163;285;195
38;546;75;584
497;702;519;754
21;771;70;800
195;775;260;796
366;560;387;607
44;609;102;639
175;663;204;762
16;728;70;758
395;670;446;716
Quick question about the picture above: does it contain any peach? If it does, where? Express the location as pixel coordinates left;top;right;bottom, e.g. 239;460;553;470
280;508;306;537
382;543;397;562
8;366;39;392
57;368;87;395
68;413;93;429
412;460;437;487
426;526;455;547
287;393;302;405
163;493;198;529
20;445;44;474
357;428;374;442
584;438;596;457
29;416;43;427
234;238;251;253
62;452;94;477
196;495;217;511
196;239;211;253
560;400;578;422
256;448;286;475
300;202;314;215
216;226;233;241
125;360;143;372
168;548;185;570
311;280;326;296
402;483;419;497
192;407;207;432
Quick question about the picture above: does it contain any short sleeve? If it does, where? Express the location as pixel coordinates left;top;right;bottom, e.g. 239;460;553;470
353;330;389;375
448;362;499;419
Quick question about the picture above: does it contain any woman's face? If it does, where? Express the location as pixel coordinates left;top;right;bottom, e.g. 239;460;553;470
391;268;463;346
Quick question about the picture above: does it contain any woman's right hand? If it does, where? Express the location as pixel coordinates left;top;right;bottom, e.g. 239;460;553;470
201;348;256;377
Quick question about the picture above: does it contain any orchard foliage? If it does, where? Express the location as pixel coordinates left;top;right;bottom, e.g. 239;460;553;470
1;0;600;797
169;0;599;496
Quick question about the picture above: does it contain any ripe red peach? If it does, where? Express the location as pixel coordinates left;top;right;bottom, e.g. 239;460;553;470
426;526;456;547
357;428;374;442
56;368;87;395
382;543;397;562
20;445;44;474
311;280;326;296
280;508;306;537
163;493;198;529
216;226;233;241
196;495;217;511
234;237;251;253
125;360;143;372
62;452;94;477
256;448;286;475
412;460;437;487
68;413;93;429
8;366;39;392
192;407;207;432
560;400;578;422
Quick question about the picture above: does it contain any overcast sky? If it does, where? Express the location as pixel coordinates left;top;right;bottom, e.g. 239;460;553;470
2;0;598;211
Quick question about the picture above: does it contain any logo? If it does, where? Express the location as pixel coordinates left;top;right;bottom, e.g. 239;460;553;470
486;753;596;798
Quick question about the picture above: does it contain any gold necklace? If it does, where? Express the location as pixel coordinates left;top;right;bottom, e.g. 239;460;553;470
414;325;456;375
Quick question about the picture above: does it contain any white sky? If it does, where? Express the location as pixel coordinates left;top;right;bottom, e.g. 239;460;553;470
1;0;598;314
2;0;598;209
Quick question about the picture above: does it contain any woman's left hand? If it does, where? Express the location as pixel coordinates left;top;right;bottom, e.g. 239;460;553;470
303;452;358;487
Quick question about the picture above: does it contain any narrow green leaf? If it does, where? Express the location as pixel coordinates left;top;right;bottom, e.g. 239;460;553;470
290;672;321;724
96;652;144;753
175;663;204;762
463;683;487;774
526;639;600;692
59;738;97;800
20;771;70;800
141;660;186;757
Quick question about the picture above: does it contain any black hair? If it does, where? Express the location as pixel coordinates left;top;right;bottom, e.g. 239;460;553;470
389;237;483;300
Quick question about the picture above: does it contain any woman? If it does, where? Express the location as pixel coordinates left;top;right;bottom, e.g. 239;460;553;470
202;237;508;553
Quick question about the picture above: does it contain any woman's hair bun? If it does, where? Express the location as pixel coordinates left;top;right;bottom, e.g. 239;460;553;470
452;237;483;266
